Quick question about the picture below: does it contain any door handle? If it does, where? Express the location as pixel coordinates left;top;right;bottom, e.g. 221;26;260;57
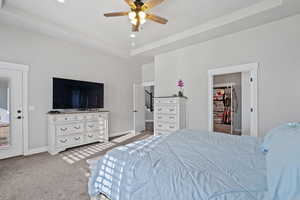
133;110;138;113
17;116;22;119
17;110;22;114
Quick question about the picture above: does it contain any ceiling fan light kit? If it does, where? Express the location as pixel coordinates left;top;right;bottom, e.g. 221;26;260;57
104;0;168;32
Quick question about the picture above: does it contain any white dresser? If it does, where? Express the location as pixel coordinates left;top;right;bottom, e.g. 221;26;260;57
47;111;109;155
154;97;187;136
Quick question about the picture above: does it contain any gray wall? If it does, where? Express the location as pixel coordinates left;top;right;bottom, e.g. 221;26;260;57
0;23;141;150
155;14;300;137
142;62;155;83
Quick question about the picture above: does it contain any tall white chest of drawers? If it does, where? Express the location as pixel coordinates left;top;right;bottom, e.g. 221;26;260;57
154;97;188;136
47;111;109;155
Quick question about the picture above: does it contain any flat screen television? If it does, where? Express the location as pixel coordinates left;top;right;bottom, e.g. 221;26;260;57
53;78;104;109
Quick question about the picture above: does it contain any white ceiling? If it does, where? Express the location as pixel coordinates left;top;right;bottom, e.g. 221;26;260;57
1;0;300;58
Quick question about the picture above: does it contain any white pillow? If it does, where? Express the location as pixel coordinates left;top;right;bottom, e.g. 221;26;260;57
262;123;300;200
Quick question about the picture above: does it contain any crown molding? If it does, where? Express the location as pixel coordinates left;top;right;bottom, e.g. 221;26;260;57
130;0;283;56
0;5;130;58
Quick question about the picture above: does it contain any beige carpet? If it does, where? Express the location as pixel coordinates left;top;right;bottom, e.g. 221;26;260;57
0;132;152;200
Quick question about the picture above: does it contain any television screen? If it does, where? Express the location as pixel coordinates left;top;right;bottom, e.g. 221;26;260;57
53;78;104;109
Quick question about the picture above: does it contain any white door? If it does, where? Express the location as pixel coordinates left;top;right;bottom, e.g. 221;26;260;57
241;71;251;136
133;84;145;134
0;69;23;159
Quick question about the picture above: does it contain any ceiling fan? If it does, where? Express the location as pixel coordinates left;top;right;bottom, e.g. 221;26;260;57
104;0;168;32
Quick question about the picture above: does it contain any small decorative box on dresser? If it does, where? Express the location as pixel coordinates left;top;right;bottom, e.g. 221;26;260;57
154;97;187;136
47;111;109;155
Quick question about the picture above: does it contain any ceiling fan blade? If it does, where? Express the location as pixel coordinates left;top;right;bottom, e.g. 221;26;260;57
142;0;165;11
132;24;139;32
146;14;168;24
124;0;136;9
104;12;129;17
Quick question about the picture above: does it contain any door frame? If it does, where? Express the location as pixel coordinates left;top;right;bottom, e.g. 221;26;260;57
0;61;29;156
208;63;258;137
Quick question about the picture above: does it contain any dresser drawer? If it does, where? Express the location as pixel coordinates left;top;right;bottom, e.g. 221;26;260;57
86;113;107;121
55;115;77;122
156;106;177;115
86;132;98;143
155;98;178;104
86;122;105;131
155;130;170;136
156;115;177;123
71;134;84;145
155;122;166;130
56;134;84;148
156;122;178;131
56;123;84;136
56;136;71;147
166;124;178;132
55;115;84;122
86;131;106;143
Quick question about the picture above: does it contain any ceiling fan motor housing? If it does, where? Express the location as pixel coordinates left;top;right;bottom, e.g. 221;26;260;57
134;0;144;8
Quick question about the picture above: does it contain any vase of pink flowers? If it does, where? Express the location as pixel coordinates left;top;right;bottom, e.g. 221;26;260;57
177;79;184;97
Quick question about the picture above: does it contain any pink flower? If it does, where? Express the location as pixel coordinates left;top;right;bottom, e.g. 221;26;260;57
177;79;184;88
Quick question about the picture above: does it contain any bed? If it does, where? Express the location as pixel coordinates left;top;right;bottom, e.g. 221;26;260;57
88;129;267;200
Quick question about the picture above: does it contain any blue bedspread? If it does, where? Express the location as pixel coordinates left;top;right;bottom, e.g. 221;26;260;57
89;130;267;200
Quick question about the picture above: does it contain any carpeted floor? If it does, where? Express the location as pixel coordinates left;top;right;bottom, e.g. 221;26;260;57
0;132;152;200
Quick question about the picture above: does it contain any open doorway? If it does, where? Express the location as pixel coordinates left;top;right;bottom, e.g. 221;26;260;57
133;82;155;135
213;73;242;135
144;85;154;133
208;63;258;137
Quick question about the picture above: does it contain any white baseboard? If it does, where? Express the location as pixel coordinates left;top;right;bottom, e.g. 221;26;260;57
24;146;48;156
109;130;134;138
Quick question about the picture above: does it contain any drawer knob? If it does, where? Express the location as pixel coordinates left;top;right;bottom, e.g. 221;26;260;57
88;134;93;138
169;117;175;119
60;128;68;131
88;125;94;128
169;126;175;129
74;137;81;141
74;126;81;129
60;139;67;143
158;125;162;127
169;109;174;112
